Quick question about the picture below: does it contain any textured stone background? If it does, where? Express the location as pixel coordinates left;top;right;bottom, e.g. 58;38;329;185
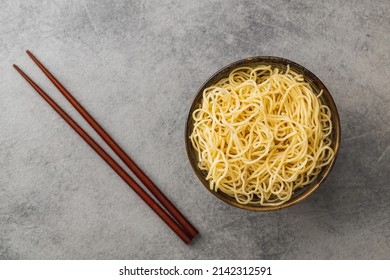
0;0;389;259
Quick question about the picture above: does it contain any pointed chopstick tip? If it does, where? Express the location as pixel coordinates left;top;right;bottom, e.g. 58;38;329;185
26;50;35;60
13;64;21;71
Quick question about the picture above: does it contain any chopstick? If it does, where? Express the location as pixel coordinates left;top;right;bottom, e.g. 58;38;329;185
13;54;197;244
25;50;198;239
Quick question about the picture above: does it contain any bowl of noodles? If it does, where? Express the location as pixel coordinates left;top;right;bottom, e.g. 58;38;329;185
185;56;340;211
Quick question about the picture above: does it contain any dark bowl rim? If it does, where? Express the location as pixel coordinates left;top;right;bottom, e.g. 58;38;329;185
185;56;341;212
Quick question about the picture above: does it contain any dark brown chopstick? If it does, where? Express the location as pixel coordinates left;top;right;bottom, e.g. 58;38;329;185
25;50;198;239
13;63;194;244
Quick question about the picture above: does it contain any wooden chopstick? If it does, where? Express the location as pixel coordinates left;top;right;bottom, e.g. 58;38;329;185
13;64;194;244
25;50;198;239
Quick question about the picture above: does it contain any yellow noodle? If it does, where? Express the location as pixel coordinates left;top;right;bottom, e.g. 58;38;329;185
190;65;334;206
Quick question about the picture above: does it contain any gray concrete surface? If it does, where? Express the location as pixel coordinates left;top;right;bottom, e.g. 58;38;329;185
0;0;389;259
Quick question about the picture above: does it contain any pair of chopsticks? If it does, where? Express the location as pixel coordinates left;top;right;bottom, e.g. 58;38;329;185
14;51;198;244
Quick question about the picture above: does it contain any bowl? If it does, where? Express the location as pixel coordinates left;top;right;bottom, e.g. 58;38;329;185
185;56;341;211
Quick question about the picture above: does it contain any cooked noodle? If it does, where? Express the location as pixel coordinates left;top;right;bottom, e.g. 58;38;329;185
190;65;334;206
